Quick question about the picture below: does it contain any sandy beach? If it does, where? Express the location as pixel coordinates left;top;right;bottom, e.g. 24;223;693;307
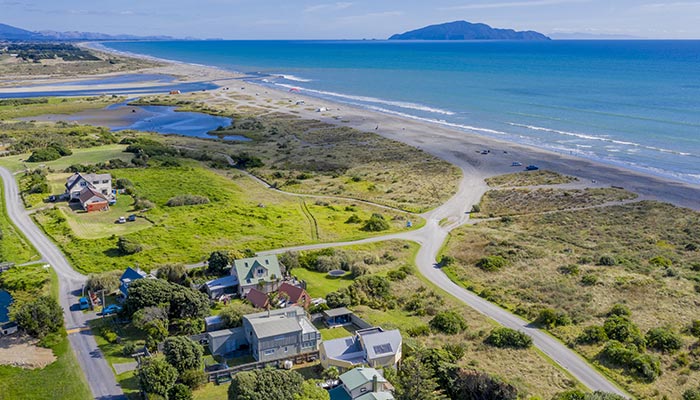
3;46;700;210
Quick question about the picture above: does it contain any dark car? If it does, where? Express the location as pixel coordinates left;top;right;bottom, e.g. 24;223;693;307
525;165;540;171
127;214;137;222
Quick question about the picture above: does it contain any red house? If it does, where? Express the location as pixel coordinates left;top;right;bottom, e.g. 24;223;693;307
278;282;311;309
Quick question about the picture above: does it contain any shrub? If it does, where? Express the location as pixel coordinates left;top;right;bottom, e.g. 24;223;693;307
601;341;660;382
115;178;133;189
558;264;580;276
350;263;368;279
597;255;617;266
207;250;232;275
139;358;178;398
439;255;455;267
688;320;700;338
580;274;598;286
683;388;700;400
649;255;672;267
10;295;63;338
387;269;407;281
485;327;532;349
407;324;431;337
122;342;137;357
645;327;683;353
361;213;390;232
166;194;210;207
179;369;207;390
607;304;631;317
345;214;362;224
577;326;608;344
535;308;572;329
163;336;203;371
101;327;118;343
603;315;645;348
475;255;507;272
228;368;304;400
429;311;467;334
470;204;481;213
27;147;61;162
86;270;122;293
169;384;193;400
117;236;143;255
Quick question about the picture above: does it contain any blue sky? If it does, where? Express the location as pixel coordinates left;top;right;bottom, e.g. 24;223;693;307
2;0;700;39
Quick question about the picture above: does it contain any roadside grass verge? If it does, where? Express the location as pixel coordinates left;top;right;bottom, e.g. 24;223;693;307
0;181;38;264
445;200;700;398
33;162;419;274
476;187;637;217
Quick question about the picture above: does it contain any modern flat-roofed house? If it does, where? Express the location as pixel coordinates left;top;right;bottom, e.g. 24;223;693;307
232;255;283;297
328;367;395;400
66;172;112;199
207;327;248;357
320;327;402;371
242;306;320;362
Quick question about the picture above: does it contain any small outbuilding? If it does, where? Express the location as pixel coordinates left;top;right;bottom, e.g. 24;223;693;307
323;307;353;327
0;321;18;336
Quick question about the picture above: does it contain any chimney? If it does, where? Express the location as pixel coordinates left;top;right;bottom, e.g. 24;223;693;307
372;374;379;393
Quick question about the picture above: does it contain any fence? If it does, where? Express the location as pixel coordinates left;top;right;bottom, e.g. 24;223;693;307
207;350;320;384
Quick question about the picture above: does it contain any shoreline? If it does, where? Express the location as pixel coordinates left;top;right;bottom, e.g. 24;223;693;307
3;42;700;210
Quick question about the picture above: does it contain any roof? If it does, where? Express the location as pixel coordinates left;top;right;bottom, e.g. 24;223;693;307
321;336;365;365
339;368;387;392
205;315;223;326
233;255;282;286
120;267;147;282
243;306;315;339
323;307;352;318
356;393;395;400
208;328;241;338
246;287;269;309
1;321;18;329
359;329;402;361
78;186;108;204
205;275;239;291
278;282;307;304
66;172;111;191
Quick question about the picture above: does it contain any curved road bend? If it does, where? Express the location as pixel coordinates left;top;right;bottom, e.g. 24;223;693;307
0;167;125;400
260;166;629;398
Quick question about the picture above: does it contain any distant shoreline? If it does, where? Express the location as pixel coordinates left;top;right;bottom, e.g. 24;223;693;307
4;41;700;210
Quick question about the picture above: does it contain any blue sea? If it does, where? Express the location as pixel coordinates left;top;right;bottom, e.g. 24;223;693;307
103;40;700;184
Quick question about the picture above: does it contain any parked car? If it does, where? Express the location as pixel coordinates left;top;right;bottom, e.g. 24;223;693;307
101;304;122;315
78;297;90;310
511;162;523;167
108;199;117;205
127;214;137;222
116;216;126;224
525;165;540;171
48;195;57;202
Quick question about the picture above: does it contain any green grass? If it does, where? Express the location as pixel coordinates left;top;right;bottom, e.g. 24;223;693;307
193;383;229;400
290;268;353;298
0;181;38;264
315;323;357;341
34;163;418;273
485;170;578;187
0;144;133;174
0;97;119;120
57;200;152;240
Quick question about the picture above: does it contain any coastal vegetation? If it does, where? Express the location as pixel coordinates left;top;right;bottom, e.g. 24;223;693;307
444;193;700;398
485;170;578;187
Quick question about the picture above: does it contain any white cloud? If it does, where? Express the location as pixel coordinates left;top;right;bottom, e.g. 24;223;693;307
304;2;353;13
442;0;590;11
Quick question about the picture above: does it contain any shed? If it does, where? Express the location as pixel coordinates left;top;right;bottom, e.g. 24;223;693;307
323;307;353;327
0;321;18;336
205;315;226;332
207;327;247;357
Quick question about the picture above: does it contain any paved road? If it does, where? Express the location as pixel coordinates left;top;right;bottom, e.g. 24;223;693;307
263;164;629;398
0;167;125;400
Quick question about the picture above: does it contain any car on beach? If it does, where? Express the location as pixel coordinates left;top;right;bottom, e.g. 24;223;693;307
511;162;522;167
525;165;540;171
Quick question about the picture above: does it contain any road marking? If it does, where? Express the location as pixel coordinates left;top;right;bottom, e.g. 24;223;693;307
67;327;91;335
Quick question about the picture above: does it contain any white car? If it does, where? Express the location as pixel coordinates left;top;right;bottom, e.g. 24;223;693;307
117;216;126;224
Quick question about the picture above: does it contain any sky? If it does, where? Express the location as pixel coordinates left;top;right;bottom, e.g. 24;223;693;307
2;0;700;39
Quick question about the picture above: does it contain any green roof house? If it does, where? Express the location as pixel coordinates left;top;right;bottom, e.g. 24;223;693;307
329;367;395;400
232;255;283;297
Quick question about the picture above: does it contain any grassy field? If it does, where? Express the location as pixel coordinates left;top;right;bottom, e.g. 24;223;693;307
192;383;229;400
290;268;353;298
0;181;38;264
0;144;133;174
0;96;121;120
476;187;638;216
485;170;578;187
0;266;92;400
133;94;462;213
58;200;153;240
286;240;579;399
444;201;700;399
33;162;419;274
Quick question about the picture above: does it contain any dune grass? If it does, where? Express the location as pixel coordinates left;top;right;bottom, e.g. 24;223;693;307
0;144;133;174
485;170;578;187
0;96;120;120
445;201;700;399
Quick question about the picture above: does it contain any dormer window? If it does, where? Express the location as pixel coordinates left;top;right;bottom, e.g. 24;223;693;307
257;268;265;275
265;259;269;264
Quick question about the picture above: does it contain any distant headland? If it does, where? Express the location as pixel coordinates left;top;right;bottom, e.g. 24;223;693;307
389;20;550;41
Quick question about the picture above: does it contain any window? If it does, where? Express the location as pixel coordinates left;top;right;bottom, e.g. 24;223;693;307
264;349;275;355
284;347;288;353
257;268;265;275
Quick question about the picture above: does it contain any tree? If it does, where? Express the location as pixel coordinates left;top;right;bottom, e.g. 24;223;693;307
86;270;121;293
207;250;231;275
163;336;203;371
536;308;572;329
429;311;467;335
322;366;339;382
169;384;193;400
293;381;330;400
132;306;169;341
219;302;256;328
179;369;207;390
138;358;178;398
156;264;189;285
485;328;532;349
11;295;63;338
603;315;645;348
117;236;143;255
124;278;209;321
228;369;304;400
645;327;683;353
394;357;445;400
445;369;518;400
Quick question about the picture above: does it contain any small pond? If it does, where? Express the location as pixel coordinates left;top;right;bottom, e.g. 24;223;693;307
0;290;12;323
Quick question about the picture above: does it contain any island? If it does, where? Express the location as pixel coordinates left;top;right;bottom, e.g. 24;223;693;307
389;20;550;41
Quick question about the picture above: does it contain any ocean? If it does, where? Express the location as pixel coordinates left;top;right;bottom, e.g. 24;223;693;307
103;40;700;185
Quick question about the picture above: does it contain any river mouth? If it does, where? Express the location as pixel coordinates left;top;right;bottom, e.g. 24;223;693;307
0;290;12;323
21;101;250;141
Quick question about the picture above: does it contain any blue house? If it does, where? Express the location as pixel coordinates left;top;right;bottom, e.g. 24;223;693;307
119;267;149;298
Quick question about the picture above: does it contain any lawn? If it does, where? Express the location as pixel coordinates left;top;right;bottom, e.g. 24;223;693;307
444;200;700;399
0;182;38;264
0;266;92;400
193;383;229;400
290;268;353;299
33;163;419;273
57;200;153;240
0;144;134;174
315;323;357;341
